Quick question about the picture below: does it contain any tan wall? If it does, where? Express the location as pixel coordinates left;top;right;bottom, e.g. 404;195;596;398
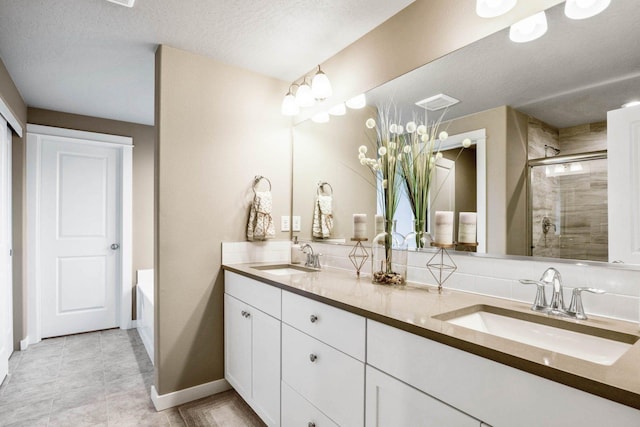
27;108;155;318
505;107;529;255
0;56;27;349
155;45;290;394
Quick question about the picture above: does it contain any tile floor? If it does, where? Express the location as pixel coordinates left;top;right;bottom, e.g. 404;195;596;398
0;329;184;426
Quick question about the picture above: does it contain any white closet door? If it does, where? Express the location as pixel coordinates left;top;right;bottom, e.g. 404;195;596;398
0;117;12;385
608;104;640;264
39;137;120;337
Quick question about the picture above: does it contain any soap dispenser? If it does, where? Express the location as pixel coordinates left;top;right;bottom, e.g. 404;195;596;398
291;236;302;264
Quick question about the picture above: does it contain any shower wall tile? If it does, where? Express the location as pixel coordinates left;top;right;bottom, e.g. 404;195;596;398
558;121;607;154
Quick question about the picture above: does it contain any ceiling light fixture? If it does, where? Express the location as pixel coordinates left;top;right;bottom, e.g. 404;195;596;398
564;0;610;20
281;85;299;116
346;94;367;109
622;101;640;108
509;11;547;43
476;0;517;18
106;0;135;7
311;65;332;100
295;79;315;108
328;103;346;116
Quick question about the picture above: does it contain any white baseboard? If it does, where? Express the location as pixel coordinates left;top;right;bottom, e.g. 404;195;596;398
131;320;139;328
150;378;231;411
19;337;29;351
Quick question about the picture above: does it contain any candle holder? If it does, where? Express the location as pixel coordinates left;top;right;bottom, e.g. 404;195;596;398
348;238;369;277
427;242;457;293
456;242;478;252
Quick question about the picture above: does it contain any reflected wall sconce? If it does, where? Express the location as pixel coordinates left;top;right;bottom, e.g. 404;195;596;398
476;0;517;18
564;0;610;20
311;111;330;123
346;93;367;109
281;65;333;116
328;103;346;116
509;11;547;43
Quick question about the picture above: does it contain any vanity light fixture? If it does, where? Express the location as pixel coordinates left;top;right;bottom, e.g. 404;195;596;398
476;0;516;18
281;85;300;116
509;11;548;43
311;111;330;123
564;0;610;20
346;94;367;109
295;79;315;108
311;65;332;100
328;103;346;116
622;101;640;108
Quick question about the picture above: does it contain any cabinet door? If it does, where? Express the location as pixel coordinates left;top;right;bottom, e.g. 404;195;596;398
252;308;281;427
282;381;338;427
366;366;478;427
224;294;252;399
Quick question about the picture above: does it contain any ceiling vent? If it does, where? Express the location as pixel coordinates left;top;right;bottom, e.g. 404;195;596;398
106;0;135;7
415;94;460;111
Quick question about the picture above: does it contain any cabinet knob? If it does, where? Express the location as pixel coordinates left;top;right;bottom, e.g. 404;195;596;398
308;423;316;427
309;314;318;323
309;353;317;362
241;310;250;318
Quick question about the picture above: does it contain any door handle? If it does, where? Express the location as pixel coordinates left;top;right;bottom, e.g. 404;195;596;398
110;243;120;250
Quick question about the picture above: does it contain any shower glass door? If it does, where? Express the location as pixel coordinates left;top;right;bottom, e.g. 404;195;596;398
529;153;608;262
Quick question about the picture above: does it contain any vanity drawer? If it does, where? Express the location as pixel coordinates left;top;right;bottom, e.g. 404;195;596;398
282;324;364;427
224;271;281;319
281;381;338;427
282;290;365;360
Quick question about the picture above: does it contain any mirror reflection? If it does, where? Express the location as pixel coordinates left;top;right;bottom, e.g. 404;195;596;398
292;0;640;264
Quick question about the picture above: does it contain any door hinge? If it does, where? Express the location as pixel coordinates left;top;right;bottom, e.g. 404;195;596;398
9;249;12;256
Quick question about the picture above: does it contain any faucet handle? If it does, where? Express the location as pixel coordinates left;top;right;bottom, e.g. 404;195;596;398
519;279;548;312
568;287;605;320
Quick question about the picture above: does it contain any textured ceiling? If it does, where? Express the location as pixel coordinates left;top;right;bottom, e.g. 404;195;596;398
0;0;414;125
368;0;640;129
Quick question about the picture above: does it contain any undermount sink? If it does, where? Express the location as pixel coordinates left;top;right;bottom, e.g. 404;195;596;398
251;264;318;276
434;305;638;366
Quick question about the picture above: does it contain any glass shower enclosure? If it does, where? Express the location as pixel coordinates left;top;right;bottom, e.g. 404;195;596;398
528;150;608;262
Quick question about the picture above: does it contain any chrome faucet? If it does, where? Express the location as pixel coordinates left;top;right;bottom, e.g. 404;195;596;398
519;268;604;320
300;244;321;269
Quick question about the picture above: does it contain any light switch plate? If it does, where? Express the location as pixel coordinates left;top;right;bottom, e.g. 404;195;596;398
281;216;290;231
292;216;301;232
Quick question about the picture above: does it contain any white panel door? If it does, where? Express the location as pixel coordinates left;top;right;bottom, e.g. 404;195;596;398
608;104;640;264
0;117;12;384
429;157;455;234
40;138;120;337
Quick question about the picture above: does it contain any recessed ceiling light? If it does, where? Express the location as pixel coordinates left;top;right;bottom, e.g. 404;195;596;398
509;11;548;43
476;0;517;18
564;0;610;20
106;0;135;7
415;94;460;111
622;101;640;108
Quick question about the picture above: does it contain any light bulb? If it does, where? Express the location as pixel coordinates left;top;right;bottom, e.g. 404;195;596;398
564;0;610;20
509;11;547;43
346;94;367;109
311;112;330;123
295;82;315;107
328;103;346;116
476;0;517;18
311;67;332;100
281;91;299;116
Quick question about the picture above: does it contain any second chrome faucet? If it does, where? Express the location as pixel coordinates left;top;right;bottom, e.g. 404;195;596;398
519;267;605;320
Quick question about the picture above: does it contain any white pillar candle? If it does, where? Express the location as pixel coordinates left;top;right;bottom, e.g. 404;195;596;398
375;215;384;236
458;212;477;244
434;211;454;245
353;214;367;239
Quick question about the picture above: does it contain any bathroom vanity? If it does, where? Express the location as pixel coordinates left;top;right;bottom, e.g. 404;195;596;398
222;264;640;427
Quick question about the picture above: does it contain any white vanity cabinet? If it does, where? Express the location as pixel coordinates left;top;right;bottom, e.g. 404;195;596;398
224;272;281;427
365;366;478;427
281;290;366;427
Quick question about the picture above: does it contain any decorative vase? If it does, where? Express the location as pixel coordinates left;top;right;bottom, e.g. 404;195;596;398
371;220;407;285
405;218;431;250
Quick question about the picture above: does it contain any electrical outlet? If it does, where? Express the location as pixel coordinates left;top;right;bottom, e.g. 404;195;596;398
281;216;290;232
292;216;301;232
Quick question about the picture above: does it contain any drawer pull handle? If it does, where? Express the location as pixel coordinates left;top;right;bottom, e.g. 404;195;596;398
308;423;316;427
309;314;318;323
309;353;318;362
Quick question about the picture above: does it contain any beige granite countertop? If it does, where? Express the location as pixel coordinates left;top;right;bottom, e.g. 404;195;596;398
222;263;640;410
